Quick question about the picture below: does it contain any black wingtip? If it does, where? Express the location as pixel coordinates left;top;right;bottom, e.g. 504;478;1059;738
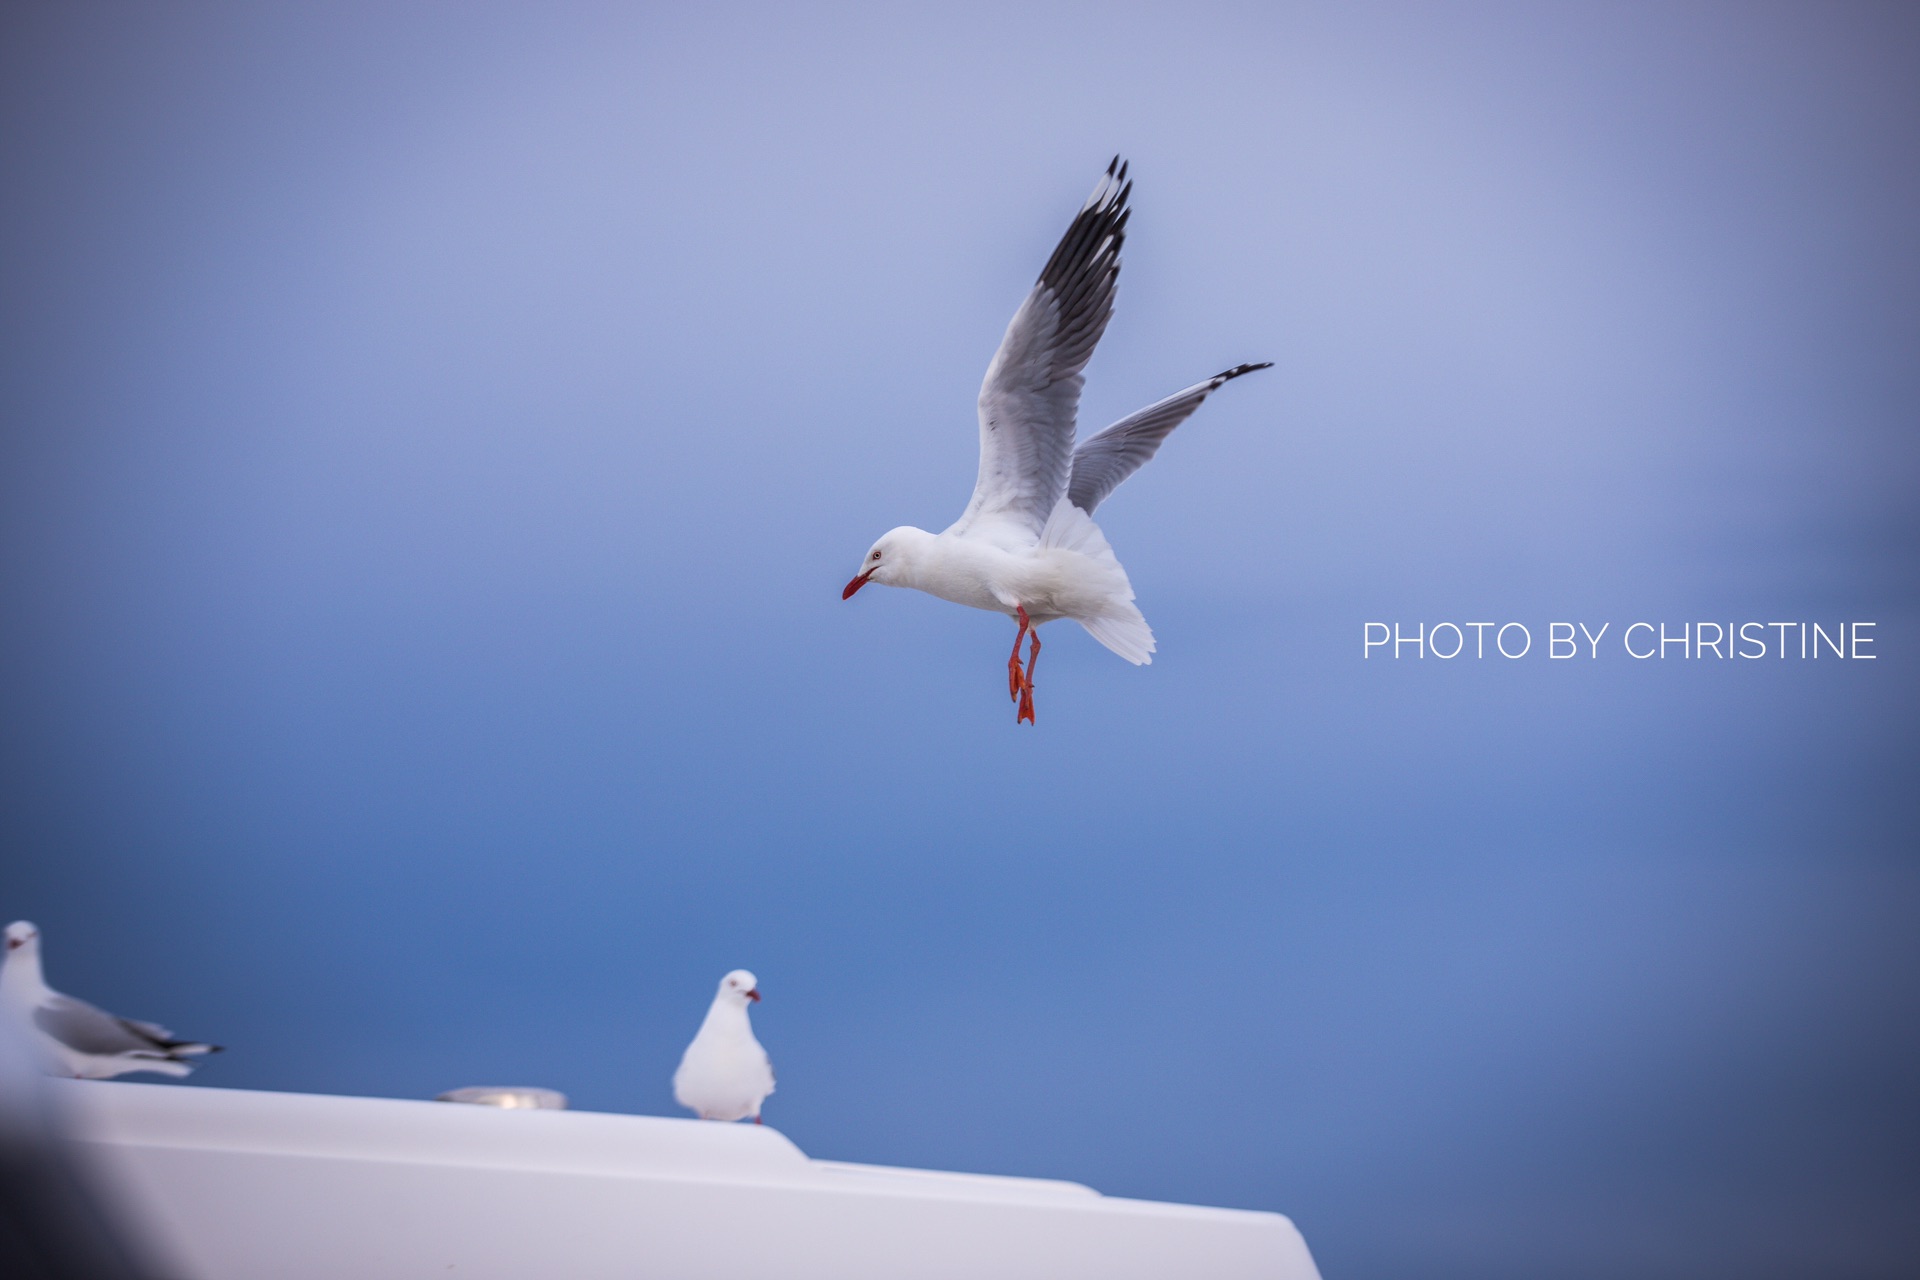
1038;159;1133;290
1211;361;1275;385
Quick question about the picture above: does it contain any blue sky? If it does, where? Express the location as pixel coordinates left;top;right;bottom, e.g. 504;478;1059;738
2;4;1916;1277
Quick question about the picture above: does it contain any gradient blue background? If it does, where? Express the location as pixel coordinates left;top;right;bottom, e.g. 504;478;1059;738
3;4;1916;1276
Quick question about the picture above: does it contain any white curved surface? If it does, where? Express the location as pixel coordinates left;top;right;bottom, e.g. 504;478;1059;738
59;1080;1320;1280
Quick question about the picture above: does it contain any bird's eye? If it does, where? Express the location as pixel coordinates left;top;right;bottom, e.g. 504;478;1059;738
871;551;881;560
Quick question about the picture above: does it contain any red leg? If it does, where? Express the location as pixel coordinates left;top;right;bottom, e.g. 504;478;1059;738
1017;626;1041;724
1008;607;1031;702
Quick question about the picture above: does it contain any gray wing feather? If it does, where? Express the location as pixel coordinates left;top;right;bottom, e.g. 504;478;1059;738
35;997;170;1056
953;159;1131;540
1067;362;1272;514
33;996;220;1058
118;1016;177;1041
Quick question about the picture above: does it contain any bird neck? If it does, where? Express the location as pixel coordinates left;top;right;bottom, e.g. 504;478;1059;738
885;527;939;589
697;997;755;1041
0;946;45;1000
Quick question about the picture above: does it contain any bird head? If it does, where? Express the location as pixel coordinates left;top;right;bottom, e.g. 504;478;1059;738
719;969;761;1004
4;921;37;954
842;527;921;599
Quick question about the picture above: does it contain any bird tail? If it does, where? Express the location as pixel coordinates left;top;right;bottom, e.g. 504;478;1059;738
1080;609;1156;665
1039;500;1157;665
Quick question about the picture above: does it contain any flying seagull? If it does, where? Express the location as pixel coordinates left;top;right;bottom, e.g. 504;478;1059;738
0;921;222;1079
672;969;775;1123
842;158;1270;723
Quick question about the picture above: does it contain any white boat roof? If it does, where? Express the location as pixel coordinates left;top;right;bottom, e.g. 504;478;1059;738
59;1079;1321;1279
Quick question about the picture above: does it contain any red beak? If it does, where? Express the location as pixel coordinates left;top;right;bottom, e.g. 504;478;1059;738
842;571;873;600
747;989;761;1003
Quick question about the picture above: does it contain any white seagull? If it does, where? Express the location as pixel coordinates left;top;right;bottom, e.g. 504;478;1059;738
672;969;775;1123
0;920;222;1079
842;157;1270;723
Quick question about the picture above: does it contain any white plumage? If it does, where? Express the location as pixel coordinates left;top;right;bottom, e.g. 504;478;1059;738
0;920;222;1079
672;969;775;1123
843;157;1270;722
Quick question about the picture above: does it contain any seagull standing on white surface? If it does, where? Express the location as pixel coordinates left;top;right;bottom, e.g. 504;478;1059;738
842;157;1271;723
672;969;775;1123
0;921;223;1079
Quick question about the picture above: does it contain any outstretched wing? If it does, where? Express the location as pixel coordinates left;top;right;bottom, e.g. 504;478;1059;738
1066;362;1272;514
948;158;1131;544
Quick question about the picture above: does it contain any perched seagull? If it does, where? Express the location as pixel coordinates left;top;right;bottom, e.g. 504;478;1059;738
842;157;1271;723
672;969;775;1123
0;920;222;1079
